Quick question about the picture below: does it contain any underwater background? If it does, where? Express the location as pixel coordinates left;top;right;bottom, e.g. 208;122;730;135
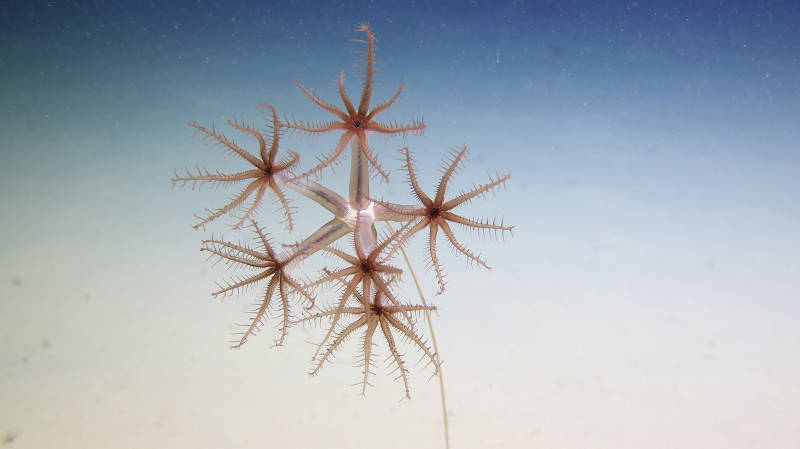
1;0;798;447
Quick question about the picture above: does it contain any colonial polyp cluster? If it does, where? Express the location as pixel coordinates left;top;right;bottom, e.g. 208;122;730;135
172;24;512;399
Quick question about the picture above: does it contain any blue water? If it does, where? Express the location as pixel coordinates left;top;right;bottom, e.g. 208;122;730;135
1;1;799;448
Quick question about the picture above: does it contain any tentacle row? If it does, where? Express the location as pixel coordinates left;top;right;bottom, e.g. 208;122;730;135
201;220;314;348
172;105;299;230
375;145;513;294
283;24;425;184
294;282;439;399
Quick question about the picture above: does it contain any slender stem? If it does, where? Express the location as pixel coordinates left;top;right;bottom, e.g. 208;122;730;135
385;221;450;449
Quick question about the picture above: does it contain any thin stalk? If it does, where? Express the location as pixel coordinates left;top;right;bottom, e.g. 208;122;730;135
385;221;450;449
